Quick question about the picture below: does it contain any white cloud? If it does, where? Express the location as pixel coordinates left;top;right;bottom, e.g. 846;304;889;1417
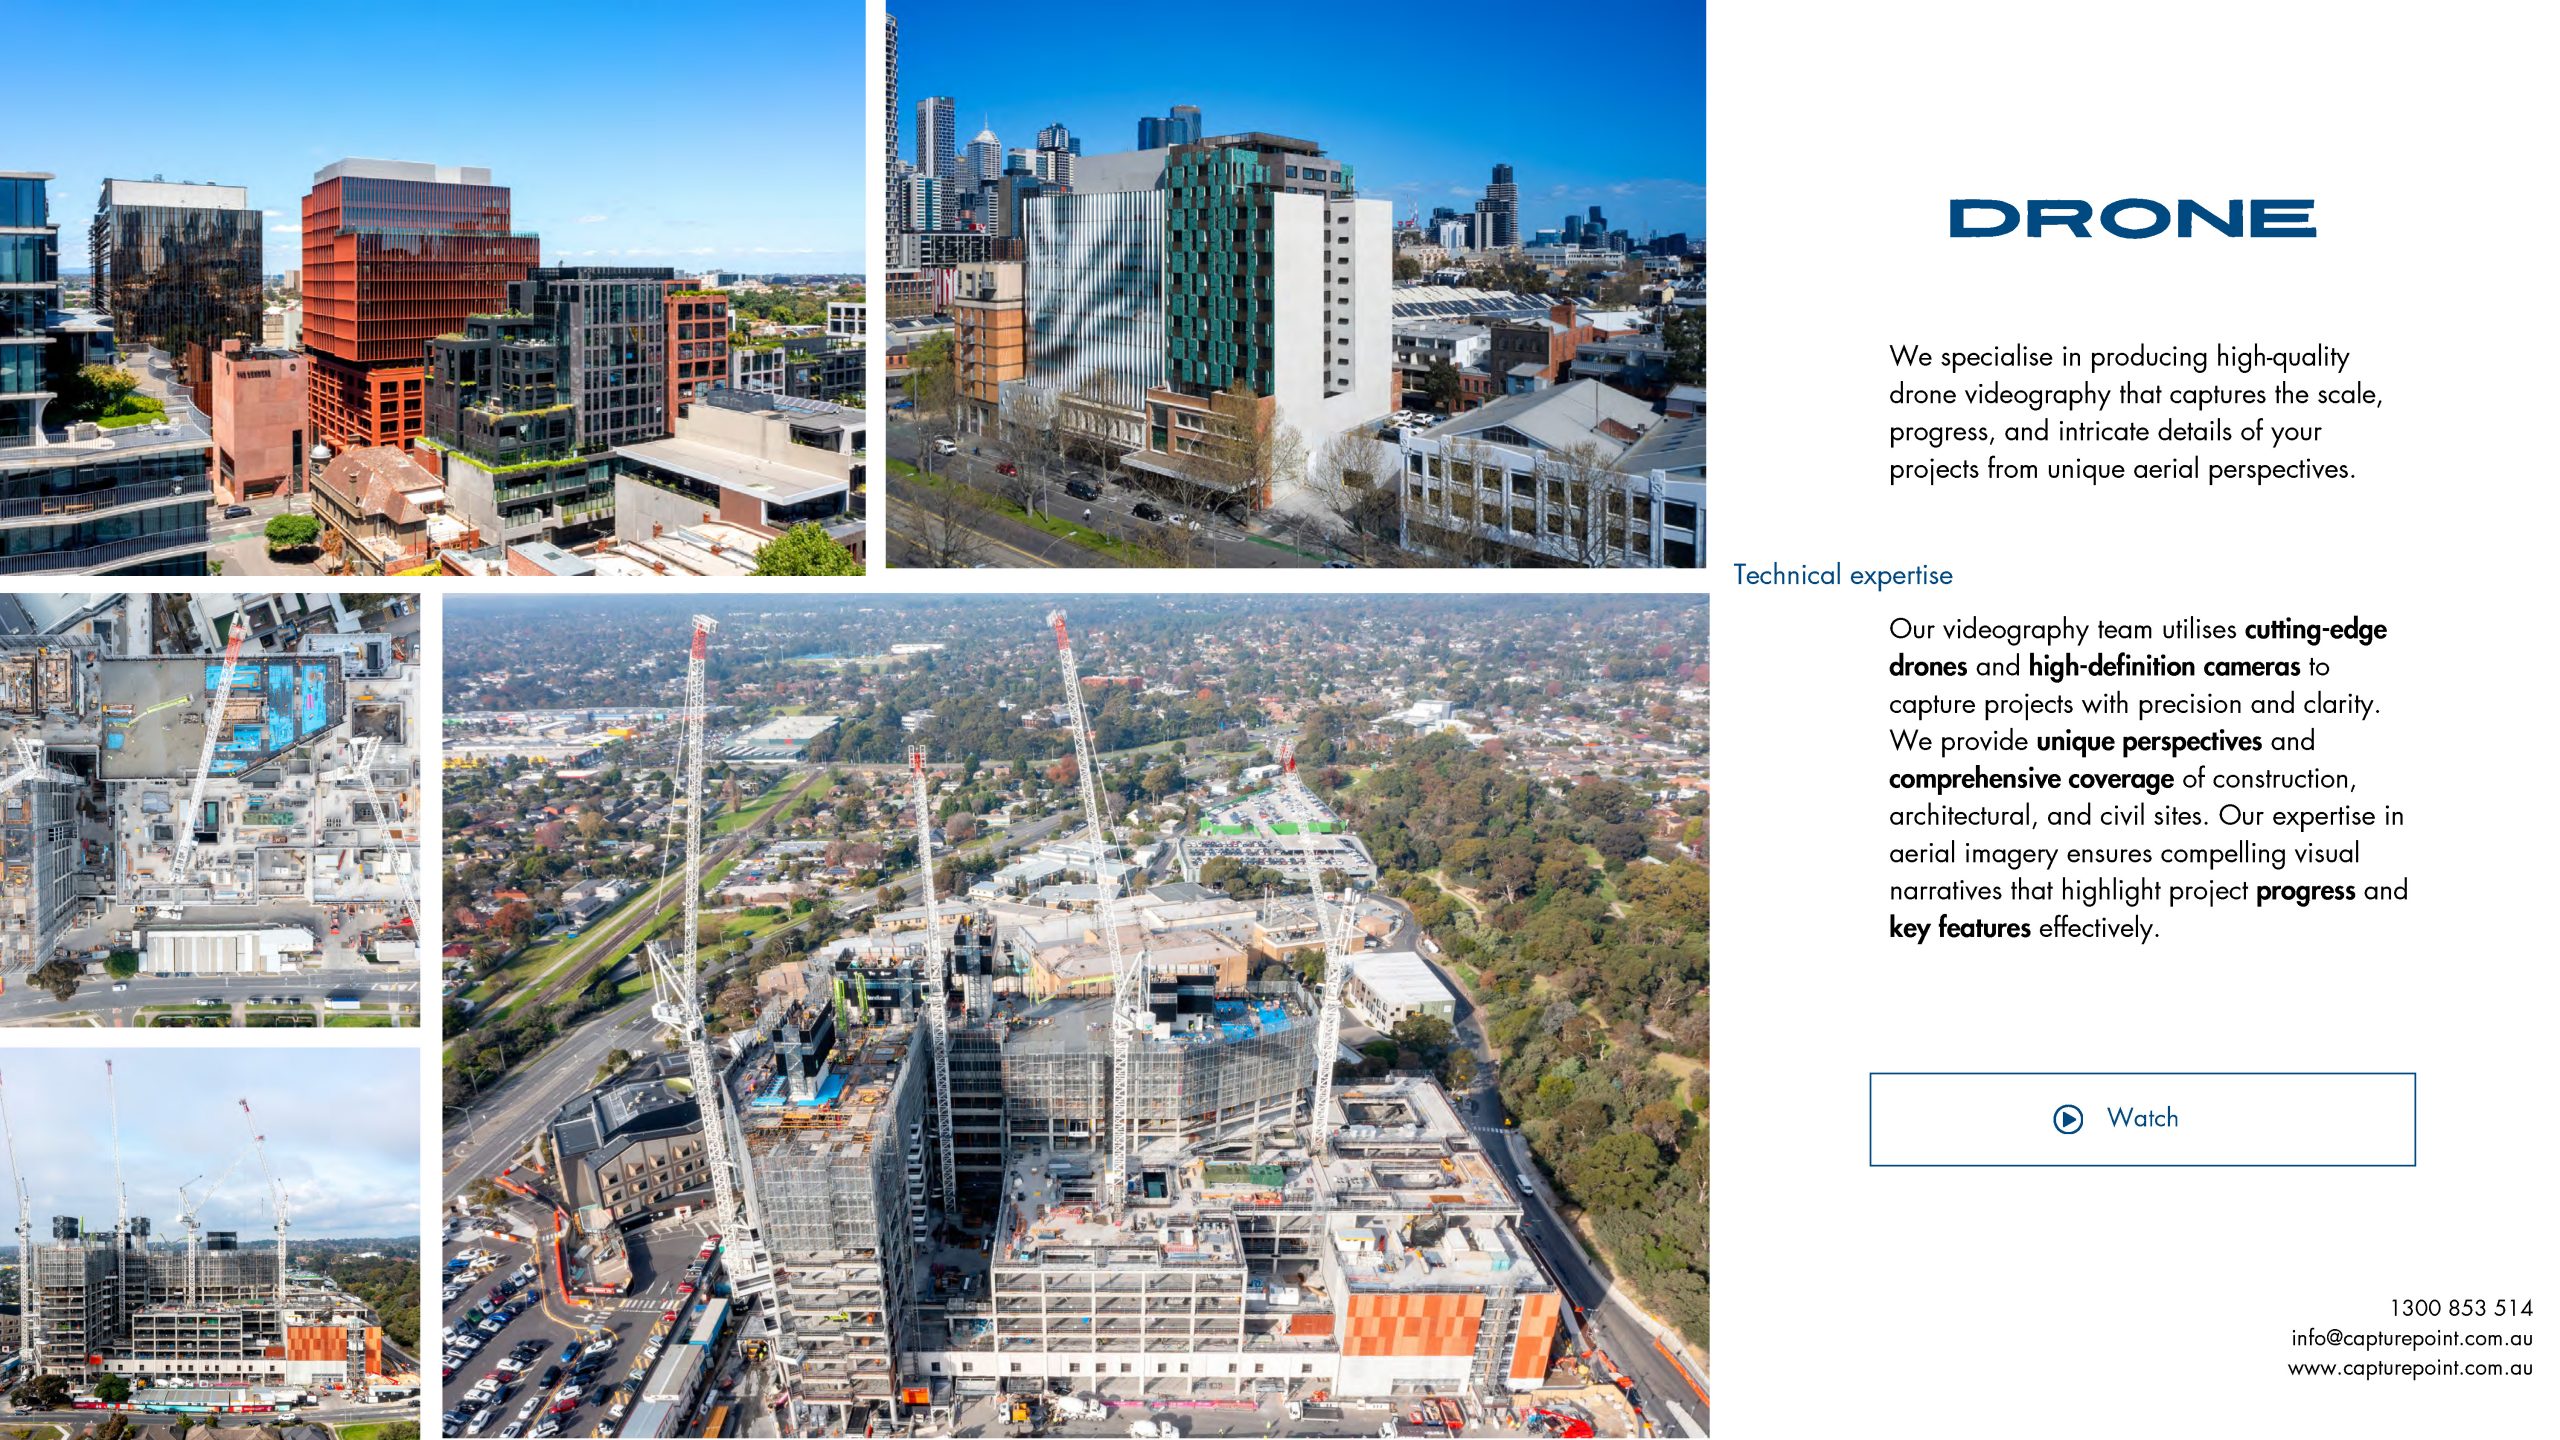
576;214;609;224
270;223;302;236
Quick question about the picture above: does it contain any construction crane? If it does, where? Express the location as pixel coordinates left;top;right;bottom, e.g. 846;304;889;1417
908;748;958;1214
176;1134;254;1309
108;1060;130;1323
1273;740;1356;1172
646;616;744;1244
173;625;249;886
0;736;74;797
1046;610;1139;1212
0;1072;34;1378
242;1097;288;1316
641;616;794;1423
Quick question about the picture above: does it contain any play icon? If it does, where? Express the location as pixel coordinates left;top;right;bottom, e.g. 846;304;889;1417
2053;1104;2084;1135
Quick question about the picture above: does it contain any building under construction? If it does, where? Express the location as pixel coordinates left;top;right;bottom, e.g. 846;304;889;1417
725;988;930;1434
617;610;1564;1436
5;1077;383;1401
707;945;1559;1426
29;1225;383;1388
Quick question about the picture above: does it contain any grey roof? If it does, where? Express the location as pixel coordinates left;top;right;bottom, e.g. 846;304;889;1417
510;540;593;576
1619;412;1705;477
615;436;847;506
1423;378;1662;458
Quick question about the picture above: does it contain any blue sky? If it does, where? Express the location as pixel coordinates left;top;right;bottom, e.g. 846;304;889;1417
893;0;1704;239
19;0;866;275
0;1050;418;1241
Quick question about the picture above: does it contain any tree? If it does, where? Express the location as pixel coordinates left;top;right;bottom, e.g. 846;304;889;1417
31;957;81;1002
10;1372;71;1409
1420;358;1465;416
908;333;958;435
909;471;993;568
1659;304;1704;385
53;363;139;423
1306;426;1403;563
750;521;863;576
1389;1012;1457;1071
1543;440;1639;568
1441;1044;1478;1091
94;1372;132;1404
1560;1130;1663;1211
104;949;141;980
264;513;321;554
1392;253;1424;282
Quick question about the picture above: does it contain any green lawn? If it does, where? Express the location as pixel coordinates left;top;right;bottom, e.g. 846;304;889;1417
144;1007;233;1027
712;786;790;835
326;1013;398;1028
892;459;1157;566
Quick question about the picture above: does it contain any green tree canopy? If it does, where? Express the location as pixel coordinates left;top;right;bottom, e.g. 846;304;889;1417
264;513;321;551
104;949;141;979
1560;1129;1663;1211
749;521;863;577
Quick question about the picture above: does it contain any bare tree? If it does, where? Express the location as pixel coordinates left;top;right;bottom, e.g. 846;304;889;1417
1545;439;1638;568
1305;426;1405;564
906;473;994;568
1406;435;1514;566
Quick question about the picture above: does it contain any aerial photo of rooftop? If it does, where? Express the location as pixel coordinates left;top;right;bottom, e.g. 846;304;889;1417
440;594;1708;1439
0;591;422;1027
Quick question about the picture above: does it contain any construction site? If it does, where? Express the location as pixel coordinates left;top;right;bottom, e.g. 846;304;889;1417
533;611;1573;1439
0;1064;391;1407
0;593;421;1017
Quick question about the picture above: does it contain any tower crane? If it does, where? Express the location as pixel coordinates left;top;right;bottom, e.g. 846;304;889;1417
0;1072;35;1378
108;1060;130;1323
242;1097;288;1316
646;616;745;1246
908;749;958;1214
0;737;75;797
1045;610;1139;1212
176;1134;254;1309
1272;739;1356;1175
173;625;249;887
641;616;794;1423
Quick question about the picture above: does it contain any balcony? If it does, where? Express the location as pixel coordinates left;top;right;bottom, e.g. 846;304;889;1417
0;526;210;574
0;480;208;528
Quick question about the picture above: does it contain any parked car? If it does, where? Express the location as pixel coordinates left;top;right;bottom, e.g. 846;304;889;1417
995;461;1018;476
223;504;253;519
1133;502;1164;521
1064;479;1099;500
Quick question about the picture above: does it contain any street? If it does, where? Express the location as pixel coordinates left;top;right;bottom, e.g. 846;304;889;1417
209;488;325;576
883;419;1335;569
1388;908;1711;1437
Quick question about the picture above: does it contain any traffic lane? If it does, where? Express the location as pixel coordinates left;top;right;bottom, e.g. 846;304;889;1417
444;998;660;1183
888;423;1320;568
0;968;419;1023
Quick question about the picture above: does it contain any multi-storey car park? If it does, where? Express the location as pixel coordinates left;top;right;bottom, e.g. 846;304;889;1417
0;593;421;1022
497;613;1575;1439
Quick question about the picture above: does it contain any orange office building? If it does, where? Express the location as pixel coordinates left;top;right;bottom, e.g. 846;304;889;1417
300;158;539;452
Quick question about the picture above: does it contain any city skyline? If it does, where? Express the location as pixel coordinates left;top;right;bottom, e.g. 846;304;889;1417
16;0;868;276
0;1050;419;1241
892;0;1705;239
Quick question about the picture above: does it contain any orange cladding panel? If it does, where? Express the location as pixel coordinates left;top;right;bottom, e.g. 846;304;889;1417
1343;1291;1483;1357
1510;1291;1563;1380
